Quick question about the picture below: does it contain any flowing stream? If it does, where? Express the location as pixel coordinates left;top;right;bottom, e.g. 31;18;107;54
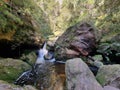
14;42;66;90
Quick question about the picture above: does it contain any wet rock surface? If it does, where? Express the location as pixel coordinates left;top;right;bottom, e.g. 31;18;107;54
33;61;66;90
26;63;65;90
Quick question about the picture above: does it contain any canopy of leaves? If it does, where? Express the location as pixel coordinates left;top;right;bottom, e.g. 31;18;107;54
0;0;120;41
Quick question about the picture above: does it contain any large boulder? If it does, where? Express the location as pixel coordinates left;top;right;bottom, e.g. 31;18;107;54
65;58;103;90
96;65;120;89
0;58;30;82
54;22;97;61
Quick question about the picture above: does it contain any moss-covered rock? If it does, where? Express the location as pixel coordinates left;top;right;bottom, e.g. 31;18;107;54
96;65;120;89
0;58;30;82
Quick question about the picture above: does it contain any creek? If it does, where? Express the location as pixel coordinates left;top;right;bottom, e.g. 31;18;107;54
13;42;66;90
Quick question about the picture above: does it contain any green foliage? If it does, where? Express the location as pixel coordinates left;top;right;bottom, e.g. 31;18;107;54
97;41;120;63
0;1;23;33
0;0;53;41
94;0;120;41
0;0;120;41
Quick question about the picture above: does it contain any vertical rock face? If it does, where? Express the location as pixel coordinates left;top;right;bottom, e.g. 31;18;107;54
65;58;103;90
55;22;97;61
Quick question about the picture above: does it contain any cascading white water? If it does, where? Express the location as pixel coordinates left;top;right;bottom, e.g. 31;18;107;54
35;42;48;64
35;42;56;64
14;42;66;89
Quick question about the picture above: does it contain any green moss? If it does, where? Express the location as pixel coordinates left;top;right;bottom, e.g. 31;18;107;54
0;58;30;83
0;66;23;83
96;74;106;86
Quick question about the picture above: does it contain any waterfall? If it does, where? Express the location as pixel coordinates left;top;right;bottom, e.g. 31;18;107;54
35;42;48;64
